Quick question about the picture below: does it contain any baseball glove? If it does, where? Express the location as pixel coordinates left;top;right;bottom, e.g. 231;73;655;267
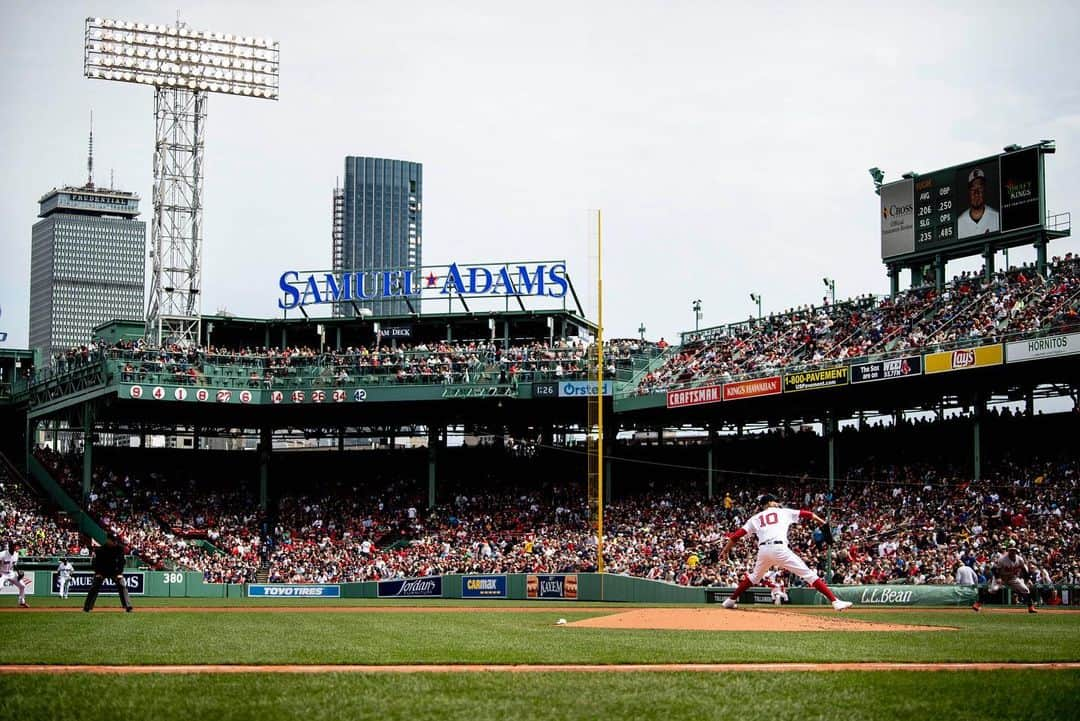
820;524;835;545
15;571;25;580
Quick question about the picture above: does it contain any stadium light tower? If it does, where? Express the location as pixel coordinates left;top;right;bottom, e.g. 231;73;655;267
823;277;835;305
692;299;702;331
749;293;762;320
84;17;280;347
868;167;884;195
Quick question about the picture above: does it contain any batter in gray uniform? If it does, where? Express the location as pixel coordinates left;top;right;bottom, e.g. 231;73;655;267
973;541;1036;614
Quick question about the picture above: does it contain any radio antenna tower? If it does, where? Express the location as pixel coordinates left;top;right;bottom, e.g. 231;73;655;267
84;17;279;346
87;110;95;188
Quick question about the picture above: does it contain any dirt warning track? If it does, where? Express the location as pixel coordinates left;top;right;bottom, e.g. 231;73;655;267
0;662;1077;674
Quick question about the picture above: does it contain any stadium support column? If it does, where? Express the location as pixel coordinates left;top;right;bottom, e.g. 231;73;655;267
706;445;714;501
973;393;984;482
825;410;836;581
1035;233;1048;277
427;425;439;509
24;417;37;479
983;244;995;281
706;424;716;500
935;254;946;291
82;404;94;503
887;265;899;298
258;426;271;511
604;422;613;506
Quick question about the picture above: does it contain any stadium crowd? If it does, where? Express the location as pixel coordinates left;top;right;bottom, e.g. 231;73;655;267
0;464;83;557
39;336;654;390
18;436;1079;597
638;254;1080;394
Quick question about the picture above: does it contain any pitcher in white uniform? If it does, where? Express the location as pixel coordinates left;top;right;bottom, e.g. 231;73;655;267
1;541;30;608
718;495;852;611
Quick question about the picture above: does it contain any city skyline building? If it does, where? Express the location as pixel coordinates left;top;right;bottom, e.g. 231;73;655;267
335;156;422;317
331;180;345;317
29;127;145;359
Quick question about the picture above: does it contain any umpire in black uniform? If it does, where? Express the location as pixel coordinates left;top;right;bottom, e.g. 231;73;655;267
83;532;133;612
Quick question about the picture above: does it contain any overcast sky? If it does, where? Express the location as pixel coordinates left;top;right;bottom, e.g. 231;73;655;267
2;0;1079;348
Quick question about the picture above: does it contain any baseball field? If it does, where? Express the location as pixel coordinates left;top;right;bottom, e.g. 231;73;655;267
0;597;1077;720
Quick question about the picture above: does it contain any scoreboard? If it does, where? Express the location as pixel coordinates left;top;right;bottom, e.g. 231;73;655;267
913;170;959;246
881;146;1044;261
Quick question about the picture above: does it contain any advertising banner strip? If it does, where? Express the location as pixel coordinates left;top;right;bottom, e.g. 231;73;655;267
50;572;145;596
880;178;915;260
557;381;613;397
705;588;775;605
1006;332;1080;364
1;575;33;595
525;574;578;599
924;344;1003;375
461;575;508;599
246;584;341;598
666;385;721;409
721;376;782;402
831;585;976;607
782;366;848;393
850;356;923;384
377;576;443;598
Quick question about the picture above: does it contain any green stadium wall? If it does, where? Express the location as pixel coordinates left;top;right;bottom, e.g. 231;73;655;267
25;572;1018;606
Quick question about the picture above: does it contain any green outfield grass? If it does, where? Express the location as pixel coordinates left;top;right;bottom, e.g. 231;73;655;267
2;603;1077;721
0;606;1077;665
2;671;1078;721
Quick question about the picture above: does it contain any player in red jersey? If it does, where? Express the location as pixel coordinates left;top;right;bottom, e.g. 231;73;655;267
718;494;852;611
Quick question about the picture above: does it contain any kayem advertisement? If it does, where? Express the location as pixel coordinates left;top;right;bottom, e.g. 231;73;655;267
924;344;1003;374
526;574;578;599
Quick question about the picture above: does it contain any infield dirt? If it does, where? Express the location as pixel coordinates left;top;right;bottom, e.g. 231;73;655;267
567;607;953;631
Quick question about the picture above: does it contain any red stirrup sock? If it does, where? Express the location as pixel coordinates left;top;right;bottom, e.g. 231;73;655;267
812;579;838;602
730;576;753;601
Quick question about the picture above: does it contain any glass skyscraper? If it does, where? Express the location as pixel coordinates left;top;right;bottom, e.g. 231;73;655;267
336;156;422;317
29;185;145;360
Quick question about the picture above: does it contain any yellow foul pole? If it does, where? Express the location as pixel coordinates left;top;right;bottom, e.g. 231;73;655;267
596;209;604;575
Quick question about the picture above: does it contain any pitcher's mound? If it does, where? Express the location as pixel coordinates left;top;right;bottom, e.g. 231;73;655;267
569;607;952;632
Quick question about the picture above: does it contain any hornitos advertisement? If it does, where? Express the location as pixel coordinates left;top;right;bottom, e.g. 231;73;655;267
1006;332;1080;364
923;344;1003;374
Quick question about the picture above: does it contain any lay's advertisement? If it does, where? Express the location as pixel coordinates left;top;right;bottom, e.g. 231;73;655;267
923;344;1003;374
